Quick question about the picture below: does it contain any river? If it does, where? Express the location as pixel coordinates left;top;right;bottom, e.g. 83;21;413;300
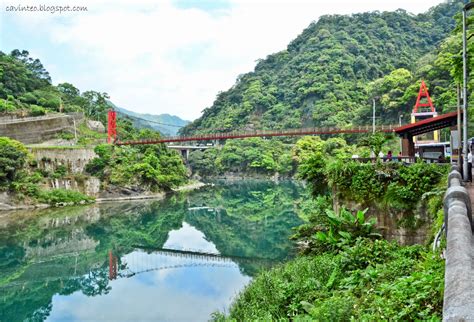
0;180;304;321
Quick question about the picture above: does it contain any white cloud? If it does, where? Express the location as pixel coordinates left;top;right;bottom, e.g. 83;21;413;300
4;0;444;120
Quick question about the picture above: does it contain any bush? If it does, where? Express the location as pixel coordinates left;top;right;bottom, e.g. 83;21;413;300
85;144;188;190
37;189;94;206
29;105;46;116
0;137;29;187
221;239;443;321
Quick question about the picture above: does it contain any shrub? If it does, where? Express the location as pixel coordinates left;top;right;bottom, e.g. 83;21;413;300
29;105;46;116
37;189;94;205
0;137;29;187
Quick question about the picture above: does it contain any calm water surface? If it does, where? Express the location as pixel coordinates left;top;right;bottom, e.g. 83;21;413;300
0;181;304;321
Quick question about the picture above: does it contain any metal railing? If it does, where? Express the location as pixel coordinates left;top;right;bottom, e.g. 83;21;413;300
350;156;450;164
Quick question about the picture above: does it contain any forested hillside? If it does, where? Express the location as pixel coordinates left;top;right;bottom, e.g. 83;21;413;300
0;49;111;122
0;50;187;137
181;0;470;134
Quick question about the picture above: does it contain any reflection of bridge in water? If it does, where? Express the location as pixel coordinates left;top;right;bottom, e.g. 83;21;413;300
109;247;278;280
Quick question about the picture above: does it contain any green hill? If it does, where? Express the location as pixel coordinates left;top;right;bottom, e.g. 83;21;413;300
181;0;468;135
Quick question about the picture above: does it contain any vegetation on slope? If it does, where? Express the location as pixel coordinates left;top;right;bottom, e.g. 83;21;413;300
0;49;190;198
86;142;188;192
0;50;110;123
188;137;295;177
0;136;93;205
181;1;468;135
212;133;447;320
216;238;444;320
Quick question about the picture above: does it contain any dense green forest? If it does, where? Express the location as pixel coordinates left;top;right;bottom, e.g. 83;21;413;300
181;0;471;134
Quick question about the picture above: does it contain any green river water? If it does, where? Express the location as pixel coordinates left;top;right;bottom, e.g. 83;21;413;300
0;181;304;321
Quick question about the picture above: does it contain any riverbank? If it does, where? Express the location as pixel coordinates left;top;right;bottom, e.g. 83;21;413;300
96;181;208;203
0;180;208;211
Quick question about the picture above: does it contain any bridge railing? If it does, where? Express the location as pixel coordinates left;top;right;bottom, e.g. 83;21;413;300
442;165;474;321
349;156;450;164
116;125;399;145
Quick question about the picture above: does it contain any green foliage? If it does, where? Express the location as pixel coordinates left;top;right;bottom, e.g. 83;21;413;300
324;160;448;213
10;170;43;198
293;136;359;195
358;132;393;157
0;50;113;126
222;238;443;321
383;162;448;210
86;143;188;191
0;137;29;188
37;189;94;205
188;138;294;177
294;208;381;255
29;105;46;116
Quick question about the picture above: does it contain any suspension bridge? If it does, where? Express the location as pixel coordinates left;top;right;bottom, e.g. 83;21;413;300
108;247;275;280
107;108;459;157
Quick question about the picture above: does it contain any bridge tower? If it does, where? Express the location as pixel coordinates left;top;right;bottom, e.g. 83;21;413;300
108;250;117;280
107;109;117;144
411;80;439;143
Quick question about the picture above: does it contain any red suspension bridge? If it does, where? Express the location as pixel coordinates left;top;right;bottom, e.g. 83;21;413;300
106;107;459;158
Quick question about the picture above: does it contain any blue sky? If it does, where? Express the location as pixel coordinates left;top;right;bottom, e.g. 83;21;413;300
1;0;444;120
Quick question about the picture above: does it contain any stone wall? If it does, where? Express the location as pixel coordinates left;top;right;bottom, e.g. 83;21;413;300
333;194;431;245
31;147;97;174
0;113;83;144
30;147;102;197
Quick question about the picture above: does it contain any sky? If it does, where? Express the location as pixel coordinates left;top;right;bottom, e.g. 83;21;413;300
1;0;445;121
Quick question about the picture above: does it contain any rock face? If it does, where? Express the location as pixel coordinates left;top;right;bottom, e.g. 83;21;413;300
86;120;105;133
333;195;432;246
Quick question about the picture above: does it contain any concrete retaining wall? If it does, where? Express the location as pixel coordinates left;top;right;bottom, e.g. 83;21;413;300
442;165;474;321
0;114;83;144
29;147;101;197
30;147;97;174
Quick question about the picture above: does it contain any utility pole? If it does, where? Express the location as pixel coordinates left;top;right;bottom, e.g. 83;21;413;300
462;3;473;180
457;84;462;165
399;114;403;153
372;98;376;133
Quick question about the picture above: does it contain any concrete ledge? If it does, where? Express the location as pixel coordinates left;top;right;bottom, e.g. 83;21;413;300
443;170;474;321
448;171;462;185
451;164;461;173
444;185;472;232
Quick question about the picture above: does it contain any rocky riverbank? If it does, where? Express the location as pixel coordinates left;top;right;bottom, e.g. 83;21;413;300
0;180;208;211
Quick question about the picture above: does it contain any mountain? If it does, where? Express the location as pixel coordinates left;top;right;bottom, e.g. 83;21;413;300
180;0;467;135
110;103;190;136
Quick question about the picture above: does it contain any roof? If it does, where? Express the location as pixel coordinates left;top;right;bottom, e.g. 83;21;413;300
395;111;458;137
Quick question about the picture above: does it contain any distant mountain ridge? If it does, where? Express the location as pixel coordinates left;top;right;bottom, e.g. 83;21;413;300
109;102;190;136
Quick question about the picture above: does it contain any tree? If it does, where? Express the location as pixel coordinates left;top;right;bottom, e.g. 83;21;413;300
81;91;110;122
358;132;392;158
0;137;28;186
